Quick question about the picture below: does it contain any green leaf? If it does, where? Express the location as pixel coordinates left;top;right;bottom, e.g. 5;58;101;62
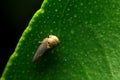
1;0;120;80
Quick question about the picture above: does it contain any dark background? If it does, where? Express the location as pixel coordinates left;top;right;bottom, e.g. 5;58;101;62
0;0;43;77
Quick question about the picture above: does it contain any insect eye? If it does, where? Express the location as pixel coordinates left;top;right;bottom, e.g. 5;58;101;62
47;41;52;48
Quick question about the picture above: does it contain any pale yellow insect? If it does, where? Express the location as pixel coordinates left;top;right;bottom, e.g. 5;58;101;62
32;35;59;63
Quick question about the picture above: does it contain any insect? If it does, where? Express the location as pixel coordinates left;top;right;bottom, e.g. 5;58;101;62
32;35;60;63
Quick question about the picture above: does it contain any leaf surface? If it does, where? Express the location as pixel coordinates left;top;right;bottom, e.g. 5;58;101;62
1;0;120;80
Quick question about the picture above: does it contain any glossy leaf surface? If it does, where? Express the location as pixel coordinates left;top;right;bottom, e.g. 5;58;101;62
1;0;120;80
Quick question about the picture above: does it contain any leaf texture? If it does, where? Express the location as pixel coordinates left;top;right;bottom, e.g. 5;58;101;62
1;0;120;80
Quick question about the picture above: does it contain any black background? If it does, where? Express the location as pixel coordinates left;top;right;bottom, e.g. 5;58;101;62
0;0;43;77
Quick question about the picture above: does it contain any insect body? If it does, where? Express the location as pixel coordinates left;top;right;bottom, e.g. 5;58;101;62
32;35;59;63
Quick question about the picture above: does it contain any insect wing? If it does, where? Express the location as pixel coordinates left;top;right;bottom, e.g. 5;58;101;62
32;42;47;63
